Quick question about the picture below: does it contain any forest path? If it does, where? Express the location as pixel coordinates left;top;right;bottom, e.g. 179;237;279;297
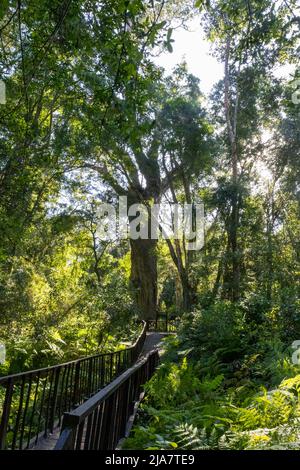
140;332;168;357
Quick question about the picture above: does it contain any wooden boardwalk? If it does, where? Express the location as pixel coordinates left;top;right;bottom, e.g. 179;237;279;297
140;332;167;356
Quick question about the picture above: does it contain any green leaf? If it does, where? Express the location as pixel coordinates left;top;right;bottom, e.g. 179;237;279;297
167;42;173;53
169;442;178;448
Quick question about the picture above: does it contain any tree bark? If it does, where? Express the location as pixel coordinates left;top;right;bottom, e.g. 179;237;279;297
180;271;192;312
130;237;158;320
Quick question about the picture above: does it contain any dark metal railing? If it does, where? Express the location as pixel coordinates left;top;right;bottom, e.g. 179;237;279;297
55;349;159;450
147;318;178;332
0;322;147;450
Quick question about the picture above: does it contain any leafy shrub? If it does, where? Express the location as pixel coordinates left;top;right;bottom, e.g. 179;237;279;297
179;302;246;363
124;306;300;451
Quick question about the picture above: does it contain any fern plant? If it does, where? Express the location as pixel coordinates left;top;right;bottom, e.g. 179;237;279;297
172;423;220;450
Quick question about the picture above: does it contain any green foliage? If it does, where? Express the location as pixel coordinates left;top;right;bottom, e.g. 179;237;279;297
124;298;300;450
0;0;299;453
179;302;246;363
0;221;140;373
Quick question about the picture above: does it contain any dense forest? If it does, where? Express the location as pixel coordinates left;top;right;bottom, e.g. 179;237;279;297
0;0;300;452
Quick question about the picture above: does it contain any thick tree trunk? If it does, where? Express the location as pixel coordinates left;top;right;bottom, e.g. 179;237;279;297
180;271;192;312
130;238;158;320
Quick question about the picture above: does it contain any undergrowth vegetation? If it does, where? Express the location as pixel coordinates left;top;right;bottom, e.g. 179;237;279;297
0;242;141;374
124;301;300;450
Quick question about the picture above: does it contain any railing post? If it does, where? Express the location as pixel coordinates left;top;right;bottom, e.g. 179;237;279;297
109;354;114;381
0;379;14;450
87;360;93;397
117;351;121;374
49;368;61;433
101;394;114;449
56;412;77;450
73;361;81;407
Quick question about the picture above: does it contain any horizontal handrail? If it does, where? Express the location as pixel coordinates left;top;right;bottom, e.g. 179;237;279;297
0;321;147;450
55;349;159;450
